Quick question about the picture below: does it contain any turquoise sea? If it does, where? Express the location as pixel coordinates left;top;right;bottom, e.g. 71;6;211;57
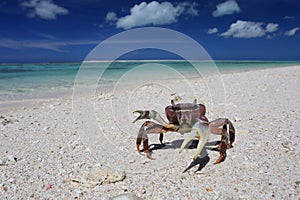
0;60;299;101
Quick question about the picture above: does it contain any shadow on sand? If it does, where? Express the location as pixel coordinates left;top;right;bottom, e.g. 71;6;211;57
140;139;227;172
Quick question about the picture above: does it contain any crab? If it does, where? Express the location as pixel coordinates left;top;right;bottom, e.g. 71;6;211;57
133;99;235;164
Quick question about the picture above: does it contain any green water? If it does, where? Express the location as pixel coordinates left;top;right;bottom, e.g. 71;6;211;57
0;60;299;100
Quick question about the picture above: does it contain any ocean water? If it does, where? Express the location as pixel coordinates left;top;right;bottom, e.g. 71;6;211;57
0;60;299;101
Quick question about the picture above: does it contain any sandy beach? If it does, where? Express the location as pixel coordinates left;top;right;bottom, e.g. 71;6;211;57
0;66;299;199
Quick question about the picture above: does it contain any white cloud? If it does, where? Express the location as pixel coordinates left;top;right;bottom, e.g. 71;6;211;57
106;1;198;30
21;0;68;20
285;27;300;37
106;12;118;22
0;38;100;52
208;28;218;34
221;20;279;39
212;0;240;17
180;2;199;16
266;23;278;33
266;33;276;40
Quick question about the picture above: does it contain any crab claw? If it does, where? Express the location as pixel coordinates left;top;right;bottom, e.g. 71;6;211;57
132;110;150;123
193;122;210;161
179;131;197;153
180;121;210;161
133;110;169;126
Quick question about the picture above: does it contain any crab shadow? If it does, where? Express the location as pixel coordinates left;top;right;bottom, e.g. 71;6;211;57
144;139;225;172
148;139;221;152
183;154;210;173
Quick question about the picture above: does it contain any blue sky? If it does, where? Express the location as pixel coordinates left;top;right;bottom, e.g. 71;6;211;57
0;0;299;63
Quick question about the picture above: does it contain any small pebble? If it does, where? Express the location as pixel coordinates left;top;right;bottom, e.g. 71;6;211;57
111;193;143;200
0;159;5;166
281;142;291;149
44;184;52;190
2;184;7;192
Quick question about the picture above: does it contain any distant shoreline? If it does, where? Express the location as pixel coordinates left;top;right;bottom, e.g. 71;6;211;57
1;63;299;102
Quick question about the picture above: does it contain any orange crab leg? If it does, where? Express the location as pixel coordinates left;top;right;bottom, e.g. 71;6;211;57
209;118;235;164
136;121;176;159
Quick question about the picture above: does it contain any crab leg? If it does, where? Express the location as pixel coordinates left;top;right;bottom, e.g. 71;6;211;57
179;121;210;161
209;118;235;164
136;121;175;160
209;118;235;148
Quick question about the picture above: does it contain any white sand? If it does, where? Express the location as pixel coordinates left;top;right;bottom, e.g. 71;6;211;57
0;66;299;199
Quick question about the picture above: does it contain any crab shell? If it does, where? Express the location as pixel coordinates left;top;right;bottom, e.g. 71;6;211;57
165;101;207;134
